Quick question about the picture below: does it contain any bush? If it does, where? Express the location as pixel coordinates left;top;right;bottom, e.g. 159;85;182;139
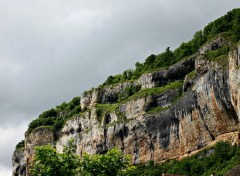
15;140;25;150
81;148;130;176
27;96;81;134
31;140;130;176
39;108;57;119
118;85;141;102
31;140;80;176
95;104;118;122
123;81;183;102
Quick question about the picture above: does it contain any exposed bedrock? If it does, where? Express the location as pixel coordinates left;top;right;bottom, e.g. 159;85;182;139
12;37;240;176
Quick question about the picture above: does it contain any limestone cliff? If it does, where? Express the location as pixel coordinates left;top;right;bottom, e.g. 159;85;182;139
12;33;240;175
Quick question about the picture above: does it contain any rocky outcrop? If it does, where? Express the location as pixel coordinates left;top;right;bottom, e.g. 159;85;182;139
12;36;240;175
80;55;195;111
24;127;54;176
229;46;240;119
225;165;240;176
12;149;26;176
80;82;133;110
12;127;55;176
59;36;240;164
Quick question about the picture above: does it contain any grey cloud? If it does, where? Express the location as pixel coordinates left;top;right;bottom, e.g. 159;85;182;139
0;122;28;171
0;165;11;176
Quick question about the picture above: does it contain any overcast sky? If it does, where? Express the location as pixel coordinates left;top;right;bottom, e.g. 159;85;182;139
0;0;240;175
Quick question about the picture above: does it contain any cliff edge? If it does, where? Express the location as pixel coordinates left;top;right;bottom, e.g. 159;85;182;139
12;9;240;176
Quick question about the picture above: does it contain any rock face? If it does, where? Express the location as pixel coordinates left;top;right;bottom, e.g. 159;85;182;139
25;127;54;176
12;149;26;176
12;36;240;176
80;55;195;110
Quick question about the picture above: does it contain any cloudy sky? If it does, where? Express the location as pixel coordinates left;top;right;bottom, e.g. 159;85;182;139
0;0;239;175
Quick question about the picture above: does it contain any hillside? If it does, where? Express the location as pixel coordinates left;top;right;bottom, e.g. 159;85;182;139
13;8;240;176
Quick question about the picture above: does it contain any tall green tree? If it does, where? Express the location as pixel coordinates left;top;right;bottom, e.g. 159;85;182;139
31;140;80;176
31;140;131;176
81;148;130;176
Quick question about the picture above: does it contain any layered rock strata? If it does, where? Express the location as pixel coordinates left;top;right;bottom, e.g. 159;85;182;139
13;36;240;176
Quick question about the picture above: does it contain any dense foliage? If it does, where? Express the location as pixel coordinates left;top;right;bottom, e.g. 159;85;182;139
15;140;25;150
101;8;240;86
31;140;131;176
31;141;240;176
96;103;119;123
205;45;230;68
27;97;81;134
81;148;131;176
31;139;80;176
118;84;141;102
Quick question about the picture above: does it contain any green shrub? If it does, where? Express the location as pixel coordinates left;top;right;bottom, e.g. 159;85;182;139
96;104;118;122
122;81;183;102
27;96;81;134
206;46;230;60
15;140;25;150
31;140;80;176
146;106;170;114
39;108;57;119
205;46;229;68
187;70;196;79
31;140;130;176
118;85;141;102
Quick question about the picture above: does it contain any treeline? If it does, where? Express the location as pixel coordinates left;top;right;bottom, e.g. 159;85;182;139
31;141;240;176
31;139;131;176
27;97;81;134
102;8;240;86
27;84;143;135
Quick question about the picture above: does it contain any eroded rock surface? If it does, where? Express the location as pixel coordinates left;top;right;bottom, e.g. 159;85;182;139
12;149;26;176
12;37;240;176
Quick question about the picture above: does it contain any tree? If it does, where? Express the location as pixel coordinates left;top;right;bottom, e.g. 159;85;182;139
81;148;130;176
144;54;156;70
105;75;114;85
123;69;134;81
163;47;173;65
31;139;80;176
39;108;57;118
31;140;131;176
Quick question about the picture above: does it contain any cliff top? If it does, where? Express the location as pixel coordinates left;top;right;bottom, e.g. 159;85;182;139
16;8;240;147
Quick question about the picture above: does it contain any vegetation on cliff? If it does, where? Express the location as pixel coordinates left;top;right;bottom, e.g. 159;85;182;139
123;141;240;176
15;140;25;151
101;8;240;86
31;140;131;176
24;8;240;137
123;80;182;102
13;8;240;176
205;45;230;68
27;97;81;134
31;141;240;176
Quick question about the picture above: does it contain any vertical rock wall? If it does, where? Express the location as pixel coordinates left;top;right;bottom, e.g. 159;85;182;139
12;37;240;176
